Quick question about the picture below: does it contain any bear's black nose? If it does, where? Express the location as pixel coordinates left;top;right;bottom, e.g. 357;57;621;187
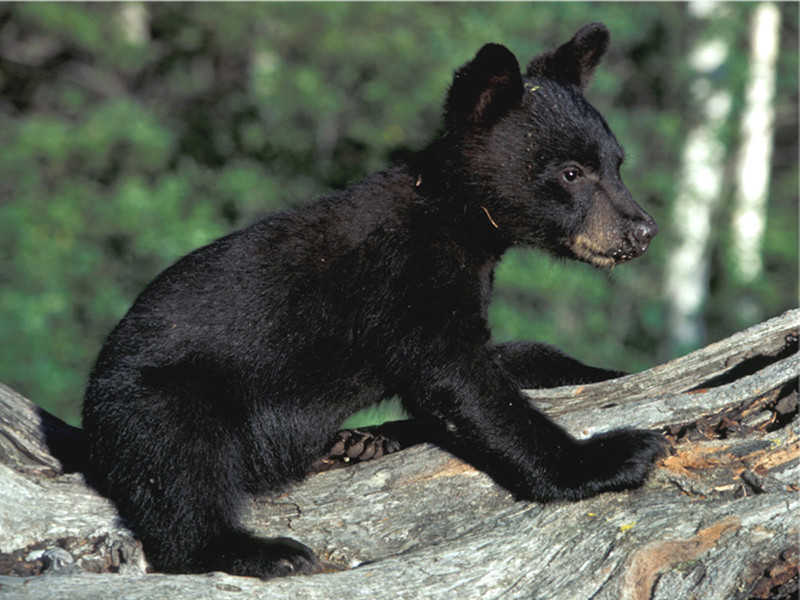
632;220;658;249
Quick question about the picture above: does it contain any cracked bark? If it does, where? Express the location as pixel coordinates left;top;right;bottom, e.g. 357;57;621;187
0;309;797;600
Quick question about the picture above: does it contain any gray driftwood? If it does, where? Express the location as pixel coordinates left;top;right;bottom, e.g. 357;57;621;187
0;309;797;600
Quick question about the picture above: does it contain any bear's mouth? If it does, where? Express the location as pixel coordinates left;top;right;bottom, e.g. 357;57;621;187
566;234;646;268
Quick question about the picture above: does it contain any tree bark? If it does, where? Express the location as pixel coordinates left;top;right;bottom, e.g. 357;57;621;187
0;310;797;600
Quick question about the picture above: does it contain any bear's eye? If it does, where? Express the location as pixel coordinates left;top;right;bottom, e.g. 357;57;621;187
561;167;583;183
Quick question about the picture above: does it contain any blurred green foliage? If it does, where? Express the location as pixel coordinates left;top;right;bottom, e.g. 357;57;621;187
0;3;797;426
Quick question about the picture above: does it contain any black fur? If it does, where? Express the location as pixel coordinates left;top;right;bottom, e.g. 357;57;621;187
83;24;665;579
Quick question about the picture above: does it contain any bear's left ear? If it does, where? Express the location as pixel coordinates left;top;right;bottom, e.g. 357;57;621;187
526;23;610;89
444;43;523;129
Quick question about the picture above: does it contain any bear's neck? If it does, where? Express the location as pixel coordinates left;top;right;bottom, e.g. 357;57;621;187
327;144;512;261
404;141;512;257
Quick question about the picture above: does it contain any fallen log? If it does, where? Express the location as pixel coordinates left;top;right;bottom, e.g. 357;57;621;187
0;309;797;599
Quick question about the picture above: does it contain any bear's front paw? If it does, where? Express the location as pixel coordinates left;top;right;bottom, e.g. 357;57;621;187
573;428;668;498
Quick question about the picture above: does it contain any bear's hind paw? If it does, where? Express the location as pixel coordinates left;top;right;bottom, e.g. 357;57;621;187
210;534;318;579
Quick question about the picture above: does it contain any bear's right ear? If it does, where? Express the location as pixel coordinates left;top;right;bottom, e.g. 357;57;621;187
526;23;610;89
444;43;523;129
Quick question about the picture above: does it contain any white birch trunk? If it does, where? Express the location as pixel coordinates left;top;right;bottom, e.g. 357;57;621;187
731;3;781;286
118;2;149;46
664;2;733;354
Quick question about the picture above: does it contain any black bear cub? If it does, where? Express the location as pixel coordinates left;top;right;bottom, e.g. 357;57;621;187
83;23;664;579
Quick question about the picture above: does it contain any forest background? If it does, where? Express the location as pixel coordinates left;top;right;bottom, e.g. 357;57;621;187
0;2;797;427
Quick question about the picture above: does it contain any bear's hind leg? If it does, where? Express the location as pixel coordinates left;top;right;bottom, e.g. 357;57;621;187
123;454;318;579
86;392;318;579
140;436;319;579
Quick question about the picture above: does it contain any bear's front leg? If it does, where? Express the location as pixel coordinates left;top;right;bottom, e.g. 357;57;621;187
494;341;626;389
408;352;665;502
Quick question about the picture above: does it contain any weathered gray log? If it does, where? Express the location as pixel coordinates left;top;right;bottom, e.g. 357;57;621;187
0;309;797;600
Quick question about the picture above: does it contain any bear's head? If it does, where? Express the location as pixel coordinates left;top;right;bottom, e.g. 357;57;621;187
439;23;657;268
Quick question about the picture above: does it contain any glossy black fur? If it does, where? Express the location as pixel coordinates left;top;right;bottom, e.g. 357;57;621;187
83;24;665;579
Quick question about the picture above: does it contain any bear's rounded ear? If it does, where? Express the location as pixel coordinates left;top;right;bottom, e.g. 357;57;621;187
444;43;523;129
526;23;610;89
